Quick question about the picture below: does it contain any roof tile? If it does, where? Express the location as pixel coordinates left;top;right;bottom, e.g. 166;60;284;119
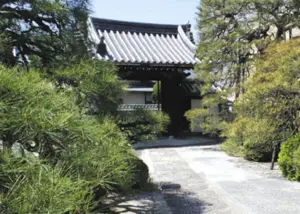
90;17;196;65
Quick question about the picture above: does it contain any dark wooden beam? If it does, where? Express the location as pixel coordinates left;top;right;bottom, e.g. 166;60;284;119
118;65;192;80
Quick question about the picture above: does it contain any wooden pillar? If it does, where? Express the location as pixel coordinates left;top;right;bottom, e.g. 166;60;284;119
161;79;183;136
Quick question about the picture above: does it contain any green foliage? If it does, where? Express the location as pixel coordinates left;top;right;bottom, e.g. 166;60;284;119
222;39;300;162
118;110;170;144
220;118;247;157
0;152;92;214
152;81;161;102
278;134;300;181
0;33;17;67
0;66;79;157
222;118;276;161
185;101;229;135
195;0;300;134
0;66;149;212
128;154;150;189
0;0;153;211
220;140;243;158
242;119;276;162
48;59;126;115
0;0;92;67
64;117;136;191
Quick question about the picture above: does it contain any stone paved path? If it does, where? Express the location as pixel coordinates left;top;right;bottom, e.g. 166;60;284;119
136;143;300;214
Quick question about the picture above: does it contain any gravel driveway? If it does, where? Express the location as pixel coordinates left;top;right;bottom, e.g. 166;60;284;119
136;140;300;214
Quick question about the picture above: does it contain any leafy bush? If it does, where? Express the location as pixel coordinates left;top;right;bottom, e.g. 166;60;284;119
64;117;137;191
47;59;126;115
185;95;230;135
0;66;79;157
222;39;300;162
0;152;92;214
0;66;134;184
0;1;151;210
0;66;149;212
152;81;161;102
278;134;300;181
118;110;170;144
222;118;276;161
220;118;247;157
128;154;150;189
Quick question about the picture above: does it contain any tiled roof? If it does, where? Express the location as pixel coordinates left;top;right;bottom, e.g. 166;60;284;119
88;17;197;66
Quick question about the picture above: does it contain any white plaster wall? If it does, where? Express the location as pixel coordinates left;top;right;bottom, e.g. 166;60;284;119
123;92;145;104
291;28;300;39
191;99;202;109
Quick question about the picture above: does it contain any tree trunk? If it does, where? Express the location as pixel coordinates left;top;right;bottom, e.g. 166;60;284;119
270;142;276;170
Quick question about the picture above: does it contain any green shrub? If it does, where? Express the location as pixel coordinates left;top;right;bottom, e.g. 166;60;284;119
0;66;150;212
185;106;225;136
65;117;137;191
118;110;169;144
48;59;126;115
222;40;300;162
152;81;161;102
278;134;300;181
0;66;137;188
242;119;275;162
0;152;92;214
243;141;273;162
221;118;247;157
221;140;243;157
222;118;276;162
128;155;149;189
0;66;79;158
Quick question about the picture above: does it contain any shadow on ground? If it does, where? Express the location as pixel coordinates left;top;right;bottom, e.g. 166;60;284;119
160;182;211;214
133;137;221;150
200;146;223;152
98;182;210;214
98;192;155;213
163;191;211;214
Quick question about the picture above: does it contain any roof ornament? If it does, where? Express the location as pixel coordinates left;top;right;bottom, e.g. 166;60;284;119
97;36;108;57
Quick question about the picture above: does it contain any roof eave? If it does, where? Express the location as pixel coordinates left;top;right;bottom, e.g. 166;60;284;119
90;16;191;34
116;62;195;68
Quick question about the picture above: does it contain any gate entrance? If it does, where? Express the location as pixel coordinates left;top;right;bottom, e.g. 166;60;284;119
88;17;200;136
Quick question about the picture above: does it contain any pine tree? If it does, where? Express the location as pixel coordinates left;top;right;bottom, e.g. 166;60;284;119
188;0;300;134
0;0;91;67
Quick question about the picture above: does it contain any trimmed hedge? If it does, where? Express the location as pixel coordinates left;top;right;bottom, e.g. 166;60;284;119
222;118;275;162
278;134;300;181
118;109;169;144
